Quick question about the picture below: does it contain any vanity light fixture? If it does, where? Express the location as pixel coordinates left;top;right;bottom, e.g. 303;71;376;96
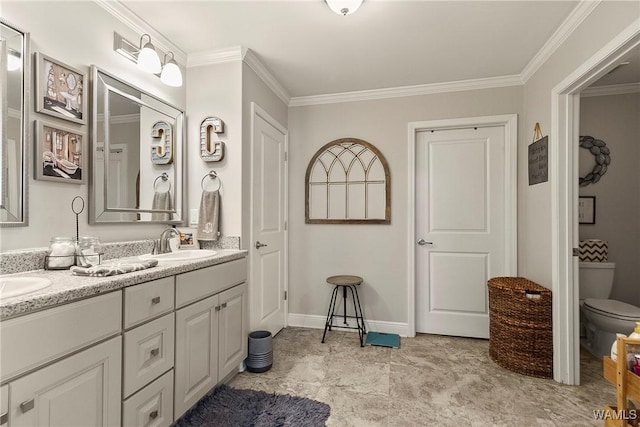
326;0;363;16
137;33;161;74
113;32;182;87
160;52;182;87
7;49;21;71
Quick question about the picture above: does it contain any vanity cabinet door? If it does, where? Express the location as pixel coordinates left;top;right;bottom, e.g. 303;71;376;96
174;294;219;419
1;385;7;427
218;283;248;381
9;336;121;427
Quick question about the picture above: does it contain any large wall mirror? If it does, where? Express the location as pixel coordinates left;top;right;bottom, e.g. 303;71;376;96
0;19;29;227
90;66;184;223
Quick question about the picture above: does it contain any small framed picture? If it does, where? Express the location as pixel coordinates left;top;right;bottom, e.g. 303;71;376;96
578;196;596;224
35;52;86;124
34;120;86;184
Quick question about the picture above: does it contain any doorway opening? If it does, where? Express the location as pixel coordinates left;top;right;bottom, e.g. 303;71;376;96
551;19;640;385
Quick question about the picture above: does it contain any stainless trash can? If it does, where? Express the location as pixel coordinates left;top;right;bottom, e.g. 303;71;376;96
246;330;273;373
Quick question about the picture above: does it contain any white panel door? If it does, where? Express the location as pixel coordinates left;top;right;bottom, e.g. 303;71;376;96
251;104;287;336
174;294;219;419
416;126;506;338
10;337;121;427
218;283;248;380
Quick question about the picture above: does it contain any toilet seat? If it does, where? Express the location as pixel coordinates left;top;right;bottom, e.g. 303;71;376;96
583;298;640;321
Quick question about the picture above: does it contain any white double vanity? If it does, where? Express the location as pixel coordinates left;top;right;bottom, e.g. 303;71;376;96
0;250;248;427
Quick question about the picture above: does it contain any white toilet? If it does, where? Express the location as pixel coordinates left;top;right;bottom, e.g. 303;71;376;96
580;261;640;357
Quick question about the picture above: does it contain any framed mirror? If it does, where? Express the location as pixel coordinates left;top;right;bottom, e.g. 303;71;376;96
90;66;184;224
0;19;29;227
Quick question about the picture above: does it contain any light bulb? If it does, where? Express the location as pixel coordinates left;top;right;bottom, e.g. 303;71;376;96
160;58;183;87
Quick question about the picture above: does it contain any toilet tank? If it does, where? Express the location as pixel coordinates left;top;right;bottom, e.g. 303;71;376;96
579;261;616;299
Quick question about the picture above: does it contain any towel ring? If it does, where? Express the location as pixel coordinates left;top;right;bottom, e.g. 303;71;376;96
201;170;221;191
154;172;171;193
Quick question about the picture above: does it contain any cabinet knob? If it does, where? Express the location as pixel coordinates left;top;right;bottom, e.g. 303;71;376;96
215;305;221;311
150;348;160;357
20;399;34;413
221;302;227;309
149;410;159;420
151;296;161;305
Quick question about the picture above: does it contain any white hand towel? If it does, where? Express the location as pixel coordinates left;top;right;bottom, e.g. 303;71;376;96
151;190;173;221
71;259;158;277
197;189;220;241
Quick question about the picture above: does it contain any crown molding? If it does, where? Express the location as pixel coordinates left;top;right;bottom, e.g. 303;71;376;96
520;0;601;84
93;0;187;65
187;47;243;68
581;82;640;97
242;48;290;106
289;75;522;107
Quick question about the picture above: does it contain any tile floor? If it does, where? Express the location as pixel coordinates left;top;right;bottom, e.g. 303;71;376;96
229;327;618;427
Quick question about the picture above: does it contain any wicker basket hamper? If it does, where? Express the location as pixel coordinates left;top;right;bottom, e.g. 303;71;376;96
488;277;553;378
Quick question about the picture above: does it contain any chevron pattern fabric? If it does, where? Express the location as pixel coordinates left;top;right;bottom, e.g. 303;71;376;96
579;239;608;262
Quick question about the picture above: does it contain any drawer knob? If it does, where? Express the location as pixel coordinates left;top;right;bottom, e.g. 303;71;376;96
20;399;34;413
151;296;161;305
150;348;160;357
149;410;159;420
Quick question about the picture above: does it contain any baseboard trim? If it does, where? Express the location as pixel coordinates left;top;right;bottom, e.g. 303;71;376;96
287;313;410;337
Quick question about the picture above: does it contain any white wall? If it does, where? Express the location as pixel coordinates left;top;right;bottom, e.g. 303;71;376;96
520;1;640;287
579;93;640;306
186;61;242;238
288;87;523;326
0;1;186;251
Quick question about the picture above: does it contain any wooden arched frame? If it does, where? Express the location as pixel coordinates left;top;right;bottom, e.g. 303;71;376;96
305;138;390;224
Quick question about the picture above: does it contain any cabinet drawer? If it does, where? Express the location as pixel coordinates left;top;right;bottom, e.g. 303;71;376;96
176;258;247;308
124;313;175;398
123;370;174;427
124;277;175;329
0;291;122;382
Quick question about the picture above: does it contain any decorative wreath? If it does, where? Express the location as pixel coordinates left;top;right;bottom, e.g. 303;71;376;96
579;135;611;186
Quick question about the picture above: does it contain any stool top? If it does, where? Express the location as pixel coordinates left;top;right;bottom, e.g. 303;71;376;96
326;275;363;286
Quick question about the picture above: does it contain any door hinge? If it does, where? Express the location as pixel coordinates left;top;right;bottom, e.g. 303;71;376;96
284;151;288;161
572;248;579;256
284;291;287;301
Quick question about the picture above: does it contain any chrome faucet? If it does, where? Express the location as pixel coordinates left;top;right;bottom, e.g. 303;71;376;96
157;227;180;254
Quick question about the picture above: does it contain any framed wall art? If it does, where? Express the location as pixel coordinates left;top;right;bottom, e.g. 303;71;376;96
578;196;596;225
35;52;86;124
34;120;86;184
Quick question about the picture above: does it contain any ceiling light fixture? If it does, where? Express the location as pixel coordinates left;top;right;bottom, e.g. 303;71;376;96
137;33;161;74
326;0;363;16
160;52;183;87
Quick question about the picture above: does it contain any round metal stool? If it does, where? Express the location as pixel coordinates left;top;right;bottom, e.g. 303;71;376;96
321;275;367;347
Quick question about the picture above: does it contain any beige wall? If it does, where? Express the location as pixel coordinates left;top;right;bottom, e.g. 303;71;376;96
288;86;523;324
186;61;243;238
0;1;186;250
579;93;640;306
520;1;640;287
241;62;289;250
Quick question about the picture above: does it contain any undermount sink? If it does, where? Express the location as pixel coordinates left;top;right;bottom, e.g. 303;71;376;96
0;276;52;298
139;249;217;263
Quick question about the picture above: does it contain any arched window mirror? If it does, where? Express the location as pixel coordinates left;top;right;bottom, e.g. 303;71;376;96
305;138;390;224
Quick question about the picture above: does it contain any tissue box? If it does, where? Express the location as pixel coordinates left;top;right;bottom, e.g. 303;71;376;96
579;239;608;262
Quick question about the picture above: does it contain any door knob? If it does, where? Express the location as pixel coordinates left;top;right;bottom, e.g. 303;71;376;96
255;241;268;249
417;239;433;246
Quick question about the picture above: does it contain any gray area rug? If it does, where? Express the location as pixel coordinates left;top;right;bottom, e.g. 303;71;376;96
172;384;331;427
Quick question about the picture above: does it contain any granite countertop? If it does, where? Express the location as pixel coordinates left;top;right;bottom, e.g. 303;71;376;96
0;249;248;320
